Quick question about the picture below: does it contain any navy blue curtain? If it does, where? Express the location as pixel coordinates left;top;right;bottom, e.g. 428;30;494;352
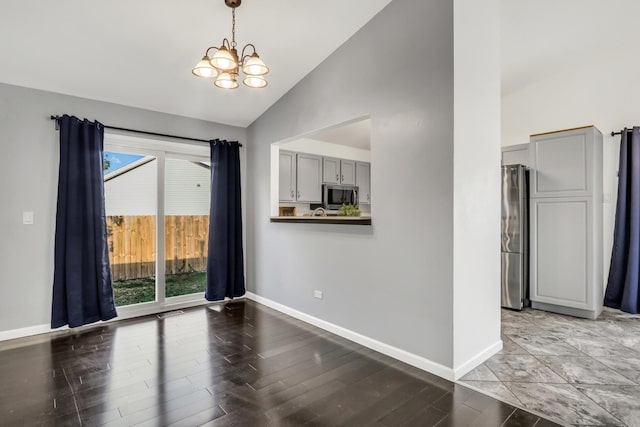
605;127;640;314
206;139;245;301
51;115;117;328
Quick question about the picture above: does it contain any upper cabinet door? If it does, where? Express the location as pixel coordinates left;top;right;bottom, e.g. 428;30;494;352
340;160;356;185
296;154;322;203
279;151;296;202
322;157;340;184
355;162;371;204
502;143;530;167
530;127;601;198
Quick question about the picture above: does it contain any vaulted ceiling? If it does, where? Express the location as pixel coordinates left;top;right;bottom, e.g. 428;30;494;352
0;0;391;127
1;1;635;127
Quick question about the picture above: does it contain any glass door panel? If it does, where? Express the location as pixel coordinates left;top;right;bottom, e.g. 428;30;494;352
103;150;158;307
164;158;210;298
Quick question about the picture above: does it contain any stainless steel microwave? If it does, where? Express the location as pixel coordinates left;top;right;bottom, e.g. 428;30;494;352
322;184;359;210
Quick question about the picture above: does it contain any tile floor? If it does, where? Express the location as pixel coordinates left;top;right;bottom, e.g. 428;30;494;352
459;307;640;426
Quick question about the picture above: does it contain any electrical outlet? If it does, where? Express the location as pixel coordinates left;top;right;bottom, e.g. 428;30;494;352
23;211;34;225
313;290;323;299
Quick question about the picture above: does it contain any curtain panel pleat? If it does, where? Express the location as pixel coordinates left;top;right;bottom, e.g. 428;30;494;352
604;127;640;314
51;115;117;328
206;139;245;301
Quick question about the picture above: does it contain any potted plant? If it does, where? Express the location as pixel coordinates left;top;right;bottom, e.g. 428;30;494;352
337;204;361;217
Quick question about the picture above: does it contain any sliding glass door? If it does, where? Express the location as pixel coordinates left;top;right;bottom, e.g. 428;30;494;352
104;149;158;307
164;156;210;301
103;136;210;314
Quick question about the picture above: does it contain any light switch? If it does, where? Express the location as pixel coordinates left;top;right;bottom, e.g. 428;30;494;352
23;211;34;225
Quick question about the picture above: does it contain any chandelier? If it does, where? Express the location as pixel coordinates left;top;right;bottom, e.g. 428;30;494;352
192;0;269;89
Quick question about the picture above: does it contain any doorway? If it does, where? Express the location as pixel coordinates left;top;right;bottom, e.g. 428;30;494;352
104;134;211;315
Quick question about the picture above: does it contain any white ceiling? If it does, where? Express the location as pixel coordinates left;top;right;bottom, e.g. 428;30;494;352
0;0;391;127
310;118;371;150
2;1;636;127
501;0;640;96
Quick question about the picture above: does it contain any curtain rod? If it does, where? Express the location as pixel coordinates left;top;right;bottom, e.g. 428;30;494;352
49;115;242;147
611;128;636;137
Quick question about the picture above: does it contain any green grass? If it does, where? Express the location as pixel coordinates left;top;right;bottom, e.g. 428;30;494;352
112;271;207;307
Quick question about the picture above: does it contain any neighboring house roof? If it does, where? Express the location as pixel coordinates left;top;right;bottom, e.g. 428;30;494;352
104;157;210;182
104;156;156;182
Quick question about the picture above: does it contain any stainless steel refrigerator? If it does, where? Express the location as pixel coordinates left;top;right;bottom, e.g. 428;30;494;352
501;164;529;310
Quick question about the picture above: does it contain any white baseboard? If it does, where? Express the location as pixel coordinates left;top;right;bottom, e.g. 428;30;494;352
453;339;502;380
0;323;57;342
0;297;232;343
245;291;457;381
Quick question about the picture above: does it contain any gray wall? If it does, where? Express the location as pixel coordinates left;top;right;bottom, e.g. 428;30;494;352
246;0;455;366
0;82;245;332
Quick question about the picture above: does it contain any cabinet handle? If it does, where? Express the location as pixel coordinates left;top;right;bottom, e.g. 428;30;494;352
291;190;294;198
367;194;370;201
341;174;344;182
336;174;339;181
297;190;300;198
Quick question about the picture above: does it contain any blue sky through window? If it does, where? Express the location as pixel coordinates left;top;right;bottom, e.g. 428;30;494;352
103;151;144;174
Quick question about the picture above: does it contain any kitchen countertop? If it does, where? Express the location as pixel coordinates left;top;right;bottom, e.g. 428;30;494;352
270;216;372;225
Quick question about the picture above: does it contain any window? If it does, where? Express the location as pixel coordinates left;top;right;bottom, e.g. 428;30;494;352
104;134;210;314
104;150;158;306
164;158;210;299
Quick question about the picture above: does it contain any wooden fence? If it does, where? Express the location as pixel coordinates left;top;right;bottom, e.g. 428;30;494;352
107;215;209;281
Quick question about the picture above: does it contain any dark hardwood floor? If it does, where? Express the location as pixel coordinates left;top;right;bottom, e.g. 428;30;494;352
0;300;559;426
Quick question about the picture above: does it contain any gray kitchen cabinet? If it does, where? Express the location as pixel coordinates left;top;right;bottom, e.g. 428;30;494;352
322;157;340;184
531;198;592;309
296;153;322;203
340;160;356;185
356;161;371;204
279;150;296;202
502;143;530;167
324;158;356;185
530;128;597;198
529;126;603;319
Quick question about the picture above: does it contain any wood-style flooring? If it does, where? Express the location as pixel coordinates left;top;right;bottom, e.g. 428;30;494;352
0;300;559;426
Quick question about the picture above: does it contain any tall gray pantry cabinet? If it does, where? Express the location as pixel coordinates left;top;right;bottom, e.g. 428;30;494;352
529;126;603;319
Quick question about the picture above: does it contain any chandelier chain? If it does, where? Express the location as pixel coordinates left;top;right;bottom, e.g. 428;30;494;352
231;7;237;48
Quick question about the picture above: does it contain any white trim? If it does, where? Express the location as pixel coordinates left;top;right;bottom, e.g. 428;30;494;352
156;150;167;304
105;132;210;157
245;292;456;381
452;339;502;380
0;297;238;342
0;323;59;342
